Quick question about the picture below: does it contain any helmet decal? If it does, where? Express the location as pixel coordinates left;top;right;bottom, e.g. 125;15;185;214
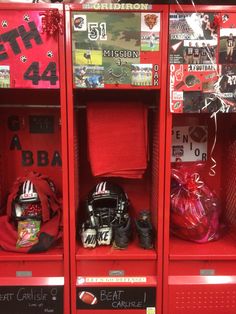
19;180;38;203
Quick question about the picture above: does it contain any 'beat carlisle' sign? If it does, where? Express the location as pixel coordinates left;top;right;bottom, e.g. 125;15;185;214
0;286;63;314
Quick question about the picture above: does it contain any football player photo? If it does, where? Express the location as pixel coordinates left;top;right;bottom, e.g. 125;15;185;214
219;29;236;64
184;42;194;64
193;42;201;64
226;33;235;62
200;42;208;63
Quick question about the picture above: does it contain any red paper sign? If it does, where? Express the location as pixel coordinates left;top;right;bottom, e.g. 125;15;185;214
0;10;60;88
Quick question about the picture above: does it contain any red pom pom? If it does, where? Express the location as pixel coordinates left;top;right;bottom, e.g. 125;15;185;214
40;9;63;36
211;14;221;30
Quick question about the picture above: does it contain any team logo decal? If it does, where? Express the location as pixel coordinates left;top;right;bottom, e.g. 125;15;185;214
144;14;158;30
74;15;87;31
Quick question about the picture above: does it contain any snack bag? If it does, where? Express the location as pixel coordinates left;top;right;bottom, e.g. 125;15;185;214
170;165;221;243
16;220;41;248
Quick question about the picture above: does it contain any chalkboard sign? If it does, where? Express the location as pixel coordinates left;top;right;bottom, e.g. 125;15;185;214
76;286;156;309
0;286;63;314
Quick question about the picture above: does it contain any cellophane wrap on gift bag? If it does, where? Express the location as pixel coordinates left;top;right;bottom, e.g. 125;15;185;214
170;165;221;243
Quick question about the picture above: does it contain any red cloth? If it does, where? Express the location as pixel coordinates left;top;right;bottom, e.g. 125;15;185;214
87;101;148;178
0;213;61;253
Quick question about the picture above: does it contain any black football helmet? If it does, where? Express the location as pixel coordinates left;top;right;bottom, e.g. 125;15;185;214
86;181;129;228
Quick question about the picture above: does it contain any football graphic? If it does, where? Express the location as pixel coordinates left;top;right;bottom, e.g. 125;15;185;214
189;126;207;143
78;291;98;305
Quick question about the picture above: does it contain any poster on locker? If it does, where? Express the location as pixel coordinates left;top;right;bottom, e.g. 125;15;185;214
72;11;160;88
217;13;236;111
169;12;220;113
169;63;218;113
0;9;60;88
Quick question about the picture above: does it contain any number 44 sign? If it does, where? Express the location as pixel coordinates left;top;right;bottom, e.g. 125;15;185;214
0;10;59;88
24;62;58;85
171;125;208;162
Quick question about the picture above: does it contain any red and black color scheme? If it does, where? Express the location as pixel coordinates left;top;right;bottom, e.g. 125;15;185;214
165;5;236;314
66;3;169;314
70;4;161;89
0;5;62;88
0;3;69;314
169;9;236;113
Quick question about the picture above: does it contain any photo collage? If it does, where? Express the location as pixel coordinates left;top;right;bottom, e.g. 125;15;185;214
169;12;236;113
72;12;160;88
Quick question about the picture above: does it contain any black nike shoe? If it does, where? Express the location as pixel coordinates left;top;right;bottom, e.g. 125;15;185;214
112;217;132;249
135;210;154;249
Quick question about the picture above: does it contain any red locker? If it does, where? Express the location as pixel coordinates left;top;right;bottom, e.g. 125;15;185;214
65;3;168;314
0;3;70;314
165;4;236;314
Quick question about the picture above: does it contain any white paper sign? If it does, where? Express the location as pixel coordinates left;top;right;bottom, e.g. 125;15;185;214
171;125;208;162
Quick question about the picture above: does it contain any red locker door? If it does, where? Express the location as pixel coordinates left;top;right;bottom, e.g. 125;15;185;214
164;4;236;314
65;3;169;314
0;3;69;314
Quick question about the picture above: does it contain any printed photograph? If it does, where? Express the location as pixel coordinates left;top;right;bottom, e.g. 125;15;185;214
0;65;10;88
183;91;207;112
141;13;160;32
216;64;236;103
182;91;233;113
74;49;103;66
73;15;87;31
72;12;141;85
141;32;159;51
219;28;236;64
74;65;104;88
169;12;217;41
169;13;218;65
131;64;152;86
183;40;217;65
170;39;217;65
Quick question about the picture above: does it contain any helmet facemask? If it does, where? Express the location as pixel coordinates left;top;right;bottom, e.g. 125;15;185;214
13;180;42;221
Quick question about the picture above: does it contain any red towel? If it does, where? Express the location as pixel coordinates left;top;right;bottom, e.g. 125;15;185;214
87;101;148;178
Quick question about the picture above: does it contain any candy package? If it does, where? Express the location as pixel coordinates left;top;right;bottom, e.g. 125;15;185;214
170;165;222;243
16;220;41;248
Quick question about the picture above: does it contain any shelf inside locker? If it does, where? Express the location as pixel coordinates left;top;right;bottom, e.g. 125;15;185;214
169;231;236;260
0;245;64;261
0;89;61;107
0;276;64;285
76;238;157;261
